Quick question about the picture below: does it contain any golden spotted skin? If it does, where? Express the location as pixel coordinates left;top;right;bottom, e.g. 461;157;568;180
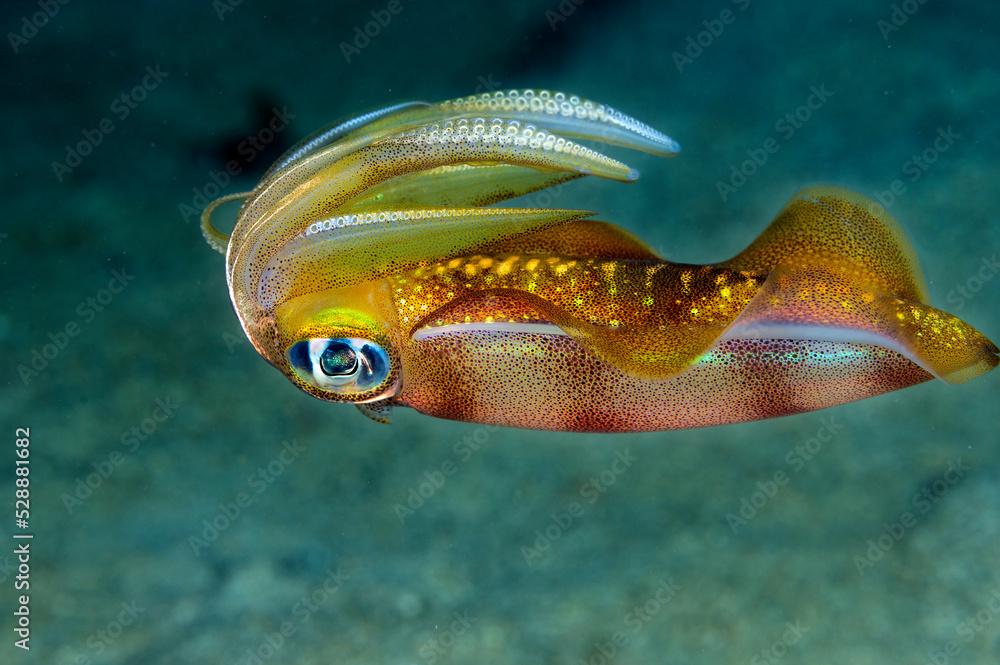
392;257;761;331
202;89;997;431
388;256;763;378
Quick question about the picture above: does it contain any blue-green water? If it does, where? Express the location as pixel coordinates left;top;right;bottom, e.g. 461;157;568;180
3;1;999;662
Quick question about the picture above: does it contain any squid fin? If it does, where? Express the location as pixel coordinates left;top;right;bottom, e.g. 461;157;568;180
549;186;995;381
723;186;929;303
721;187;996;382
726;260;998;383
880;297;998;383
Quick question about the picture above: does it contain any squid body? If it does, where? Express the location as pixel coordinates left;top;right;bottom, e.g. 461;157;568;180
202;89;997;432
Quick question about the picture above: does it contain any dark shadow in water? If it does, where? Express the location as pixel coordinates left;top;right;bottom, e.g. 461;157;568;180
499;0;640;79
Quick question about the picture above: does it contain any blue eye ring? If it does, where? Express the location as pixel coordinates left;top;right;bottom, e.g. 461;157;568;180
286;337;393;397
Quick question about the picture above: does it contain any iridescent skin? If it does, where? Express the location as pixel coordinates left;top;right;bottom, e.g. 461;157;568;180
202;89;997;432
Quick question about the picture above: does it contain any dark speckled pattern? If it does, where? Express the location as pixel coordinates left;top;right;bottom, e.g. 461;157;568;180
3;1;999;663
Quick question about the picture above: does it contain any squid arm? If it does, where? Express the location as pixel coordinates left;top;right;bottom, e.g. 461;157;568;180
218;90;682;354
227;90;678;268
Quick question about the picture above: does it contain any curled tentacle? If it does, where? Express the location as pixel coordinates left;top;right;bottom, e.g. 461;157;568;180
200;191;250;254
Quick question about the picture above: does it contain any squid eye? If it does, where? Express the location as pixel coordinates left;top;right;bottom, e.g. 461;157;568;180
286;337;393;397
319;341;358;376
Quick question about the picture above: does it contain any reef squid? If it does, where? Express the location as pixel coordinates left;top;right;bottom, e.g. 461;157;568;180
202;89;997;432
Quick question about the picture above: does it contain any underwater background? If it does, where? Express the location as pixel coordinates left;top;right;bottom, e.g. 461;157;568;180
2;0;999;662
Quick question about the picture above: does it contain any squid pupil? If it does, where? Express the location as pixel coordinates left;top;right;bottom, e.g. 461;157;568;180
319;342;358;376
